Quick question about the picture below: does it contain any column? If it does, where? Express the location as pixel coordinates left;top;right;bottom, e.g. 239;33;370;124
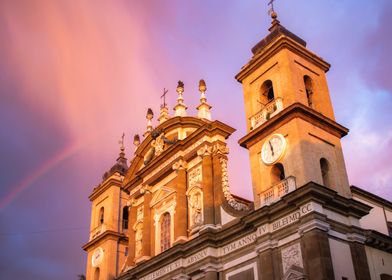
197;145;214;226
173;159;188;243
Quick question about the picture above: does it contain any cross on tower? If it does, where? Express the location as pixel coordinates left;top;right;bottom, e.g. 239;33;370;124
161;88;168;108
118;133;125;151
268;0;276;15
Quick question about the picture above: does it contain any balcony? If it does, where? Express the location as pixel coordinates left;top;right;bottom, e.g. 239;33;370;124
90;223;106;241
250;97;283;130
259;176;296;207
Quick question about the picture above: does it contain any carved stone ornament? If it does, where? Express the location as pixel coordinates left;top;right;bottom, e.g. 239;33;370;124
140;185;152;195
172;159;187;171
188;190;203;227
212;143;229;156
281;243;304;274
135;223;143;257
136;206;144;222
219;156;249;211
188;165;202;189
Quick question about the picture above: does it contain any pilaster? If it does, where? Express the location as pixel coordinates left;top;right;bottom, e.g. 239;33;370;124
172;159;188;243
301;229;334;279
197;145;214;226
126;199;137;266
256;240;281;279
141;186;152;260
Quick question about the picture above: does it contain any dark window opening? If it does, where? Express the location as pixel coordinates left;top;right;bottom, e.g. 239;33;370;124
261;80;275;104
304;75;314;108
99;207;104;225
271;163;285;185
320;158;331;188
122;206;129;230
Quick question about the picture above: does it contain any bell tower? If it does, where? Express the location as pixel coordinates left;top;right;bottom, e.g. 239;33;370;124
237;11;351;208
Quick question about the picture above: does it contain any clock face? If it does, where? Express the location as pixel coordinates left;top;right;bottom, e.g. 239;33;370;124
261;134;286;165
92;247;104;267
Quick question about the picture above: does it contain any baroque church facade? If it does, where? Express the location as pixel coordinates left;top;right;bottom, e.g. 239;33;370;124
82;10;392;280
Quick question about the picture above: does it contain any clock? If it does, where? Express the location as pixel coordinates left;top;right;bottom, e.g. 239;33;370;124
261;134;286;164
92;247;104;267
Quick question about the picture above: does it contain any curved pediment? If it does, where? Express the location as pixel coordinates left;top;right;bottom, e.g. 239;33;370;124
123;117;234;190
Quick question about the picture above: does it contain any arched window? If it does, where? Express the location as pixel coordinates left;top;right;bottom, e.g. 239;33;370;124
271;163;285;185
99;207;104;225
320;158;331;188
94;268;100;280
304;75;314;108
160;212;171;252
122;206;129;230
260;80;275;104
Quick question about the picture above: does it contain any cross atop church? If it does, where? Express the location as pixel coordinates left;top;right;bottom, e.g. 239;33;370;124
161;88;168;108
119;133;125;151
268;0;276;14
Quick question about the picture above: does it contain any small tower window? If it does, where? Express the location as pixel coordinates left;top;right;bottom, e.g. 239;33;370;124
122;206;129;230
160;212;171;252
99;207;104;225
271;163;285;185
260;80;275;104
320;158;331;188
304;75;314;108
94;268;100;280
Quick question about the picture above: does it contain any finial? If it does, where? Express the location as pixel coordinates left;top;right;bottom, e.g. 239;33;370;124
174;80;187;117
119;133;125;151
176;81;184;94
197;79;212;120
158;88;170;124
145;108;154;136
268;0;280;29
133;134;140;151
199;79;207;93
118;133;125;158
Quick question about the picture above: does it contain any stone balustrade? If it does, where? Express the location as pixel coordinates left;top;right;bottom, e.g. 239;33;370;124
259;176;296;207
250;97;283;130
90;223;106;241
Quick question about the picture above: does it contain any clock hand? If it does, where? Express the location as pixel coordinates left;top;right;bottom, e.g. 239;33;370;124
269;140;274;156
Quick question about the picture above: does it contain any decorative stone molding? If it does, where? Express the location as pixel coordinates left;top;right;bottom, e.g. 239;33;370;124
298;219;330;235
255;240;279;253
219;156;249;211
188;165;202;189
347;233;367;244
281;243;303;275
200;263;223;273
136;206;144;222
135;223;143;258
140;185;152;195
172;159;188;171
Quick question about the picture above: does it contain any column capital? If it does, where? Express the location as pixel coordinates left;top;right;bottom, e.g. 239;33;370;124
200;263;222;273
172;159;187;171
140;185;152;195
197;144;213;157
212;143;229;156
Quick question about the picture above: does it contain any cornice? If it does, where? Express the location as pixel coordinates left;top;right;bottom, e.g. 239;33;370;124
236;35;330;83
238;103;349;149
82;230;127;251
89;175;123;201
